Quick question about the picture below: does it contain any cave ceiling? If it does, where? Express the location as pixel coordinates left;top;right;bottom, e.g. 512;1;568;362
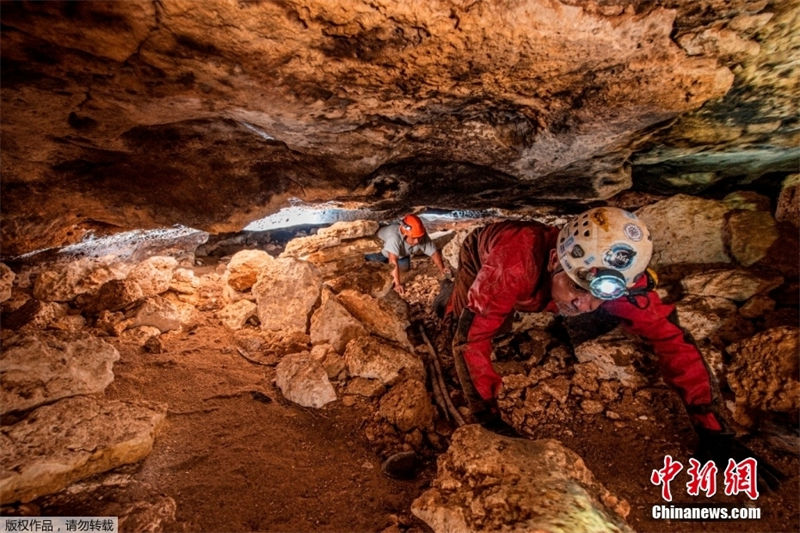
1;0;798;257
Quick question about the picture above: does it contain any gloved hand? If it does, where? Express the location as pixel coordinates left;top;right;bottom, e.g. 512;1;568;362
695;429;785;493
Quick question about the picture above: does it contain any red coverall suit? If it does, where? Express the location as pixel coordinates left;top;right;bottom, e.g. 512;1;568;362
447;220;722;432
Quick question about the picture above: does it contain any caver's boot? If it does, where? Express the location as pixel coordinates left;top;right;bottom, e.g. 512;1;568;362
380;451;420;480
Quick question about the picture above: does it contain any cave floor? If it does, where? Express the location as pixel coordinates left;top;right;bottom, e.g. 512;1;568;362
15;257;800;533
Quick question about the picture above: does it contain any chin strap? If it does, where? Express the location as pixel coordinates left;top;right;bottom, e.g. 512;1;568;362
625;268;658;309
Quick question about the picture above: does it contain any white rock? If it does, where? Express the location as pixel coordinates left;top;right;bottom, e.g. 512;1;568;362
253;258;321;334
275;352;337;408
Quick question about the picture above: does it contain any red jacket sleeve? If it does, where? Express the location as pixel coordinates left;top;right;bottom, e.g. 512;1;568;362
603;289;722;431
462;229;539;400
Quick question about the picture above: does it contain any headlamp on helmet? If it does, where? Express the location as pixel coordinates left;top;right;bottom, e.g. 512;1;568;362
585;268;627;300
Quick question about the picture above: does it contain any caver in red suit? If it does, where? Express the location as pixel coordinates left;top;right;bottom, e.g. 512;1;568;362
444;209;783;491
446;218;719;430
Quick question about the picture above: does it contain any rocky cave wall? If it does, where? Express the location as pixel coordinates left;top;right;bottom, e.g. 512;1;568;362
1;0;798;258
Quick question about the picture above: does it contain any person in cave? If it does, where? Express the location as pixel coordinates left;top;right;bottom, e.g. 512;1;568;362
439;206;783;490
365;213;452;295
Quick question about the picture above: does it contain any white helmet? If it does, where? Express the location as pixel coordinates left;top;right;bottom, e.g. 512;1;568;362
556;207;653;300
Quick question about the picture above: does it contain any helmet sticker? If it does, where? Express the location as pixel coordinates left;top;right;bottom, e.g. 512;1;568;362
603;244;636;270
623;223;643;242
583;254;595;265
559;235;575;255
570;244;584;258
590;209;609;231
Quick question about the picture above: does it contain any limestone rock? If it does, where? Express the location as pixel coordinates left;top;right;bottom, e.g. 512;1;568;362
344;336;425;386
722;191;772;212
0;396;166;505
680;268;783;301
126;256;178;298
727;210;779;267
217;299;257;330
324;262;393;297
48;313;88;334
260;330;312;358
776;174;799;226
230;331;282;366
310;344;346;380
129;296;185;332
441;228;479;270
572;328;650;389
345;377;386;398
95;310;130;337
316;220;380;240
169;267;200;294
636;195;731;267
253;258;321;334
119;325;163;346
411;425;632;533
500;372;572;431
309;289;367;353
700;344;726;386
674;295;738;340
37;475;178;533
281;235;345;260
2;300;69;331
225;249;275;291
32;257;129;302
1;333;120;415
0;263;15;303
739;294;776;319
88;278;145;312
677;26;760;61
376;379;435;433
176;272;227;311
281;221;379;259
337;289;411;348
581;399;605;415
726;327;800;426
161;294;203;329
290;238;383;279
275;352;337;408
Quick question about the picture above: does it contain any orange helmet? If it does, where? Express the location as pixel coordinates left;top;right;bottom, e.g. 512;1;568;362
399;214;426;238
